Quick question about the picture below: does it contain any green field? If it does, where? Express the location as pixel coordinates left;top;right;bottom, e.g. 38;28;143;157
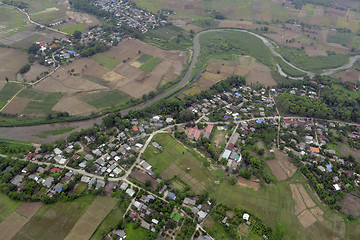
13;195;96;240
278;46;349;72
210;171;346;240
0;193;22;223
143;134;217;192
326;31;352;47
136;54;153;63
90;206;124;240
124;222;149;239
0;83;22;102
351;37;360;49
22;92;63;115
60;23;87;34
36;127;75;138
145;25;185;40
0;138;34;156
80;90;131;109
276;57;307;78
139;56;162;72
91;54;120;70
199;31;274;68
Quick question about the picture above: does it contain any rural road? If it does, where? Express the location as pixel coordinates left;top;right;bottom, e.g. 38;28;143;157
1;28;360;142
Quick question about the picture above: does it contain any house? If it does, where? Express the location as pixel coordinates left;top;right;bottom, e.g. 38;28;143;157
114;229;126;239
284;119;295;125
310;147;320;153
197;210;207;220
11;175;24;186
140;160;152;171
243;213;250;221
43;177;54;187
53;183;63;193
81;175;90;183
126;188;135;197
317;166;326;172
183;197;196;206
120;182;128;190
203;124;214;139
221;149;232;160
140;220;151;230
333;184;341;191
54;148;62;155
132;125;139;131
197;235;212;240
188;127;201;140
167;192;176;200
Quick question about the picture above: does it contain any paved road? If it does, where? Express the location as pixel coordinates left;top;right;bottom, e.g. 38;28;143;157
1;28;360;142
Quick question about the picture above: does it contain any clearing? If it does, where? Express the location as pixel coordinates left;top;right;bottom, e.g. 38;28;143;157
266;148;297;181
0;48;28;80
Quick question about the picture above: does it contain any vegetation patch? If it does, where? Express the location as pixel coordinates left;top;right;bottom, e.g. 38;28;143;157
80;90;131;109
145;25;185;40
136;54;153;63
139;56;162;72
0;83;22;102
0;193;22;223
60;23;87;34
23;92;63;116
91;54;120;70
326;31;352;47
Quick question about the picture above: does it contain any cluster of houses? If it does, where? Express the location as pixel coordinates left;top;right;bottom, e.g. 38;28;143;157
94;0;168;32
280;117;360;191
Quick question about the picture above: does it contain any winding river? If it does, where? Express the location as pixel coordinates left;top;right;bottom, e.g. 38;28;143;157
1;28;360;142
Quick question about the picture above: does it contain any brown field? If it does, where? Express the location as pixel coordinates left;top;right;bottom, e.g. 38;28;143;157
64;196;116;240
35;68;107;93
161;163;205;194
0;48;28;80
0;81;6;91
22;63;49;83
218;20;255;29
339;193;360;218
337;142;360;162
297;184;316;208
66;11;100;27
266;148;297;181
52;95;97;116
304;46;328;56
2;97;29;115
290;184;307;215
0;202;42;240
333;69;360;83
130;168;158;189
298;209;317;228
246;61;277;87
181;24;204;33
236;177;261;191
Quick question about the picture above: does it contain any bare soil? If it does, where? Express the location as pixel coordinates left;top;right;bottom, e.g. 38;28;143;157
66;11;100;27
0;48;28;80
2;97;30;115
52;94;97;116
246;61;277;87
339;193;360;218
333;69;360;83
130;168;158;189
266;148;297;181
298;210;317;228
236;177;261;191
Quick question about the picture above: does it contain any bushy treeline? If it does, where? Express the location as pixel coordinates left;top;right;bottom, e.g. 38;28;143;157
69;0;110;18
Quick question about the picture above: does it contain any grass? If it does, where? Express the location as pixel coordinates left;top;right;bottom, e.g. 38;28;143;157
18;89;50;101
351;37;360;49
326;31;352;47
278;46;349;72
0;193;22;223
80;90;131;109
124;222;149;239
36;127;75;138
139;56;162;72
276;57;307;77
136;54;153;63
210;171;347;240
0;83;22;102
60;23;86;34
13;194;96;240
91;54;120;70
23;92;63;115
143;134;217;192
145;25;185;40
90;206;124;240
199;31;274;69
0;138;33;156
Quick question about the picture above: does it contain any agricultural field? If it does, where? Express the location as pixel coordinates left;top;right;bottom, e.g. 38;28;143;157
143;134;219;194
60;23;86;35
79;90;131;110
326;31;352;47
64;196;116;240
90;206;124;240
13;194;96;240
0;83;23;108
0;193;22;223
210;171;347;240
145;24;185;40
266;148;297;181
91;54;120;70
0;48;28;81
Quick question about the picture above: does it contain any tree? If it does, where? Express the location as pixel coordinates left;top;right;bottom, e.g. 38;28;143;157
264;26;269;32
5;77;8;82
178;109;195;122
145;179;151;187
73;30;82;40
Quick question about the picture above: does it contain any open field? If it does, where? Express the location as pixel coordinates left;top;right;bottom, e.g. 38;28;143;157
91;54;120;70
13;194;96;240
339;193;360;219
0;193;22;223
0;48;28;80
236;177;261;191
210;171;346;240
246;61;277;86
65;11;100;27
0;202;42;240
90;206;124;240
0;83;22;104
65;196;116;240
80;90;131;110
60;23;86;35
143;134;218;193
139;56;162;72
266;148;297;181
333;69;360;83
145;24;185;40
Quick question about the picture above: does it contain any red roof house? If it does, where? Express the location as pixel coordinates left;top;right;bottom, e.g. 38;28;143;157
50;167;61;172
132;125;139;131
39;41;46;47
187;127;201;140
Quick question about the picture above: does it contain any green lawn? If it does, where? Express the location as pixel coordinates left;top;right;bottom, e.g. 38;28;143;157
143;134;217;191
136;54;153;63
0;83;22;102
0;193;22;223
60;23;86;34
139;56;162;72
13;195;96;240
80;90;131;109
124;222;149;239
326;31;352;47
91;54;120;70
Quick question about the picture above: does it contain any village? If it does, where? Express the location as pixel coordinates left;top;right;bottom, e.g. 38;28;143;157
1;76;359;239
